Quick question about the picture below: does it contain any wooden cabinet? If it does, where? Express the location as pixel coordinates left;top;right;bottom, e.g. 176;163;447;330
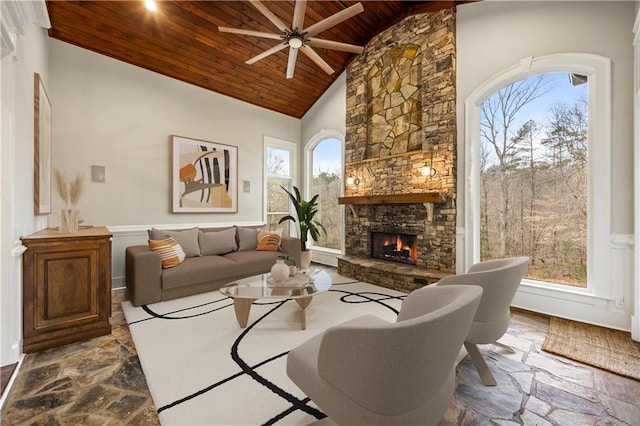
21;227;112;353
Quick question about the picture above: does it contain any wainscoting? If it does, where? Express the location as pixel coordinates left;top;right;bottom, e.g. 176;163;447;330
457;230;635;334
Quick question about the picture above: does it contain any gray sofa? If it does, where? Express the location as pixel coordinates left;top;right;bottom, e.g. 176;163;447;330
125;225;302;306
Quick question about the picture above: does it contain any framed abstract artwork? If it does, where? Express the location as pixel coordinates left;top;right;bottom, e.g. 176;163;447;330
172;135;238;213
34;73;52;215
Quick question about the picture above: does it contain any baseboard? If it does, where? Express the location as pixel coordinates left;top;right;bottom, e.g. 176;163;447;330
112;276;126;289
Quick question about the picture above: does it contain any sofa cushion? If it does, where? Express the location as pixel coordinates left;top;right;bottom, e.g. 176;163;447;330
256;229;282;251
161;255;239;290
148;237;185;269
199;228;237;255
223;250;283;276
237;226;258;251
149;227;200;257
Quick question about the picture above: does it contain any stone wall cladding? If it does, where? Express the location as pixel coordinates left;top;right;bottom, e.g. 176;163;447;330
366;45;423;157
344;9;457;275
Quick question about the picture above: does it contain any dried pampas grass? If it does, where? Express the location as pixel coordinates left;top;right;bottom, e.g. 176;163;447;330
69;173;84;206
53;168;84;208
53;169;68;203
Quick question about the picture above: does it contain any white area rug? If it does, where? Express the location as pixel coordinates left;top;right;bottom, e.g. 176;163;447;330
122;275;406;425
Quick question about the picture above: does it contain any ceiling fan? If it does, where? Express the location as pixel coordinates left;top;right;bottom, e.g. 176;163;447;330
219;0;365;79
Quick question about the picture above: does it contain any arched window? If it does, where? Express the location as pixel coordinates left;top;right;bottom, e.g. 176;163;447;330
306;131;344;254
464;53;612;300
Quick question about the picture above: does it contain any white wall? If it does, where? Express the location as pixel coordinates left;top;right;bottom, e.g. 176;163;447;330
300;72;346;147
456;1;635;331
457;0;634;233
49;39;300;227
1;20;49;367
48;40;301;287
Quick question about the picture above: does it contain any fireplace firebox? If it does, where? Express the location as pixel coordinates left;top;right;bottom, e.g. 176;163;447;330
371;232;418;265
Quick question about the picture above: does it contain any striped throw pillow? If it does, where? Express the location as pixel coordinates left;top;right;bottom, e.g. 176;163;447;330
149;237;186;268
256;229;282;251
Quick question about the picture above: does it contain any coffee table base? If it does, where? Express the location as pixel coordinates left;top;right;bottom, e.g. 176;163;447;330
233;296;314;330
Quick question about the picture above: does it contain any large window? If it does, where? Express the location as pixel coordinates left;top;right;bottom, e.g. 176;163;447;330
264;138;296;236
465;53;611;299
308;137;343;250
480;72;588;287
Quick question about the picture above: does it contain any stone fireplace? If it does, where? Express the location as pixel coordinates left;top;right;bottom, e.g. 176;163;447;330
338;9;457;293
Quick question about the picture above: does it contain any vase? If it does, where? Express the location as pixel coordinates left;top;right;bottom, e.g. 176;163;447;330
60;209;79;233
270;259;289;282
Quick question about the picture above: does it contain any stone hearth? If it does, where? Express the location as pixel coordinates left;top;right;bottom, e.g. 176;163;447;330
338;256;448;293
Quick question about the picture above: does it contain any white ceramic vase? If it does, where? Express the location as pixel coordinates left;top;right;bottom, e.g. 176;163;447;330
270;259;289;282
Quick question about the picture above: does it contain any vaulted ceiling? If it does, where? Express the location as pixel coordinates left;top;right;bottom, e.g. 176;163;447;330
45;1;461;118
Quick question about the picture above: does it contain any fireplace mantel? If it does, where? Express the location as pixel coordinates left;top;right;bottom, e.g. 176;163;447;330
338;192;446;205
338;192;446;221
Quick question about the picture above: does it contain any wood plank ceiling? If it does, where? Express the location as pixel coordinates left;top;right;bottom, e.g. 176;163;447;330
45;1;459;118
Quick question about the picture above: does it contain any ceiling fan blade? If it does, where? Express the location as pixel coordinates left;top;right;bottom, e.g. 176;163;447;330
218;27;283;41
291;0;307;32
300;46;334;75
286;47;299;79
246;43;287;65
249;0;289;33
304;2;364;37
307;38;364;54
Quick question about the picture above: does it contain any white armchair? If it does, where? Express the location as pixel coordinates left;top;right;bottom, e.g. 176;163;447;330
437;256;529;386
286;284;483;426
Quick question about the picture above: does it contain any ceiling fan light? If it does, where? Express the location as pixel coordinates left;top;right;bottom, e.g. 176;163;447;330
288;36;303;49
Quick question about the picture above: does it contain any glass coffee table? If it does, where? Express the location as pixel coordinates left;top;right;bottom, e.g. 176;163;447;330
219;269;332;330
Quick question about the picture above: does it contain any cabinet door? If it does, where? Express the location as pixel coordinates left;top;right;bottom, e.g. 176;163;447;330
32;247;99;332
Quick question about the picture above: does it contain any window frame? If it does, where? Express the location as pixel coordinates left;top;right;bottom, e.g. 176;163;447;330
263;136;297;231
463;53;611;298
304;129;346;256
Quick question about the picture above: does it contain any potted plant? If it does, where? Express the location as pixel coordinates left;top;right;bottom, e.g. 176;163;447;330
278;185;327;268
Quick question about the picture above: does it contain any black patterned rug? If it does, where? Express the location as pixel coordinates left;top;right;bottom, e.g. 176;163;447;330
122;274;405;425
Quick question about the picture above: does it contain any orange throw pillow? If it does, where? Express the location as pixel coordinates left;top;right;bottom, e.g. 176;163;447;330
149;237;186;268
256;229;282;251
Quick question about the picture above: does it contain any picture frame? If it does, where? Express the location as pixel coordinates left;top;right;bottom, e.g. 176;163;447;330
172;135;238;213
34;73;52;215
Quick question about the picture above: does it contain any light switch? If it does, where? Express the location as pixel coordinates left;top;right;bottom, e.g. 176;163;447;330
243;180;251;193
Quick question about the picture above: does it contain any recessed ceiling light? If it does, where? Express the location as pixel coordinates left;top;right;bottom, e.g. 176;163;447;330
145;0;157;12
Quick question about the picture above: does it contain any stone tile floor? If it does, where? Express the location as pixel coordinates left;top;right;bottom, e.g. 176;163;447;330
1;284;639;425
0;290;160;425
